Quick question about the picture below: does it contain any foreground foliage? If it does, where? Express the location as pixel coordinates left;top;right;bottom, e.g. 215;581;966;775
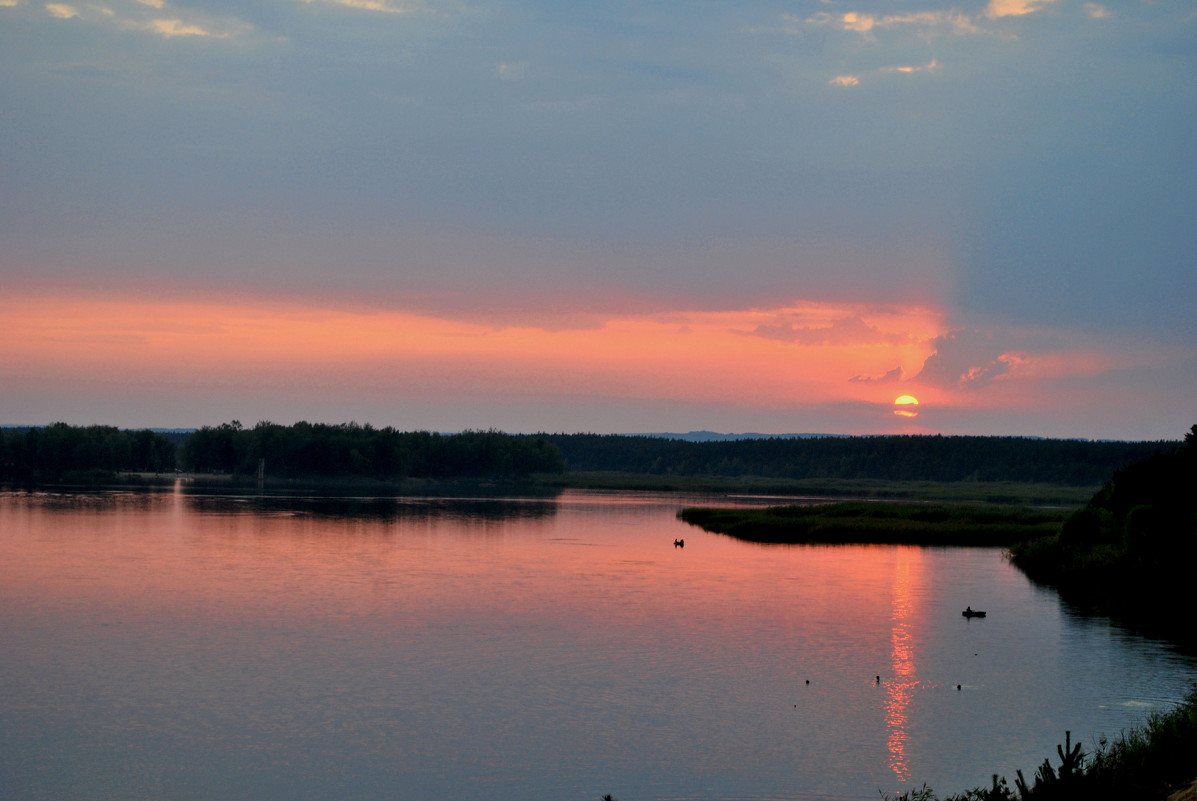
887;689;1197;800
1009;424;1197;615
678;502;1068;546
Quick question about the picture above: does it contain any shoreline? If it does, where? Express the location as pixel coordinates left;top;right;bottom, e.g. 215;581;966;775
2;471;1099;506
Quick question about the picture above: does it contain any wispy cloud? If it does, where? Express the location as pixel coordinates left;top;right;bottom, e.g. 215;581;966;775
806;8;981;38
300;0;416;14
495;61;529;81
742;316;904;346
831;75;860;87
1084;3;1110;20
842;12;875;33
38;0;255;39
985;0;1056;20
45;3;79;18
882;59;939;74
850;366;904;384
126;16;252;39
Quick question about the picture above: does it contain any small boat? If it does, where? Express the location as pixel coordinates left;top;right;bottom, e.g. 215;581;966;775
962;607;987;618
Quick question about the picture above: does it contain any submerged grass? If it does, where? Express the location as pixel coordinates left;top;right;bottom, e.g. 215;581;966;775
678;502;1069;546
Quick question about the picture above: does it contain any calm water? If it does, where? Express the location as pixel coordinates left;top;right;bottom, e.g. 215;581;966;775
1;486;1193;801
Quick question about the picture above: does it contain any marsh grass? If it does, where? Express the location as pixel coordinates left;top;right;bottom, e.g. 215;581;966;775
679;502;1069;546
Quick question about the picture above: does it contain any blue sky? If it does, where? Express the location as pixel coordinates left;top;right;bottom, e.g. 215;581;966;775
2;0;1194;439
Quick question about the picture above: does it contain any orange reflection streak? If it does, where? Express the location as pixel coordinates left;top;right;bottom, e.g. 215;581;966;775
884;548;919;783
0;293;944;409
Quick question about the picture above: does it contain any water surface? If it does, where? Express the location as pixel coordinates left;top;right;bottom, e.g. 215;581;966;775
1;487;1192;800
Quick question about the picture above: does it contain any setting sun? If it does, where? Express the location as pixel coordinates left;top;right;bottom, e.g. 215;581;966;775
894;395;920;418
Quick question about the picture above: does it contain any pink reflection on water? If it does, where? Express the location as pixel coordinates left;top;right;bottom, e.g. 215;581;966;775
885;547;920;783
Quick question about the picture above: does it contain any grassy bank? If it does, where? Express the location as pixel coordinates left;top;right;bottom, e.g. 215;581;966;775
678;502;1071;546
889;688;1197;800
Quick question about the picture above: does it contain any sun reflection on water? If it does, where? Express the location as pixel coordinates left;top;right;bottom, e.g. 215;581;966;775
885;548;918;783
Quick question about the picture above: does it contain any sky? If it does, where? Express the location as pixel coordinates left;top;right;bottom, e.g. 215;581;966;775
2;0;1194;440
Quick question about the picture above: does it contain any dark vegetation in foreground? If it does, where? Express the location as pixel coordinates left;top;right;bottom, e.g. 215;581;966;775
679;503;1067;546
1009;425;1197;619
884;689;1197;801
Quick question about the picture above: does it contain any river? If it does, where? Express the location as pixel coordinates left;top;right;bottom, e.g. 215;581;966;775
1;486;1192;800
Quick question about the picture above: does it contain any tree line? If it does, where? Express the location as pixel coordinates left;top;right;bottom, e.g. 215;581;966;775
0;423;177;480
178;421;564;479
3;422;1179;487
542;433;1172;485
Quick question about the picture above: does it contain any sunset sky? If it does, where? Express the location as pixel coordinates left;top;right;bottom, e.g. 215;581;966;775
2;0;1193;439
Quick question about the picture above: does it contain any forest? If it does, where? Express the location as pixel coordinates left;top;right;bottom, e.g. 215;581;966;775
1;422;1180;486
177;421;565;479
0;423;176;481
541;432;1170;485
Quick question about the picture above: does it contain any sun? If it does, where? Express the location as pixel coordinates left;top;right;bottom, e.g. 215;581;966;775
893;395;919;418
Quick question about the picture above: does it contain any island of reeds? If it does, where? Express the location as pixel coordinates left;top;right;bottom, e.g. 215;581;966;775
677;502;1068;546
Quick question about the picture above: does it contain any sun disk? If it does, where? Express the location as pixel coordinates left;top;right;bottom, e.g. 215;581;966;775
893;395;919;418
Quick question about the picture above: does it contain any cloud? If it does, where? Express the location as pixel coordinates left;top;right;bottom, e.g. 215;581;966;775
842;12;876;33
985;0;1055;19
36;0;255;38
806;9;980;38
45;3;79;18
121;13;256;38
880;11;979;35
850;366;904;384
914;329;1029;388
882;59;939;75
495;61;529;81
300;0;415;13
138;18;220;38
743;316;896;346
831;75;860;87
1084;3;1110;20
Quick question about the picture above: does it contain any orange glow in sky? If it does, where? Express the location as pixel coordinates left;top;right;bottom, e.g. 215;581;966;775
1;292;946;418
